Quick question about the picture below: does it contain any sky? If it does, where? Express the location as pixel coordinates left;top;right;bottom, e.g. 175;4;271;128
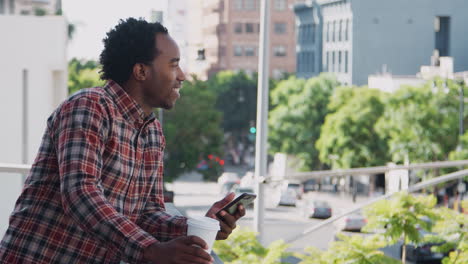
63;0;168;60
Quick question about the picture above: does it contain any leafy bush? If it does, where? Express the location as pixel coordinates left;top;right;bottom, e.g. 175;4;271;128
213;228;291;264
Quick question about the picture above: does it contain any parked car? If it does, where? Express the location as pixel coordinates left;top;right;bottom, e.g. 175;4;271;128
279;188;297;206
335;214;367;232
284;180;303;199
403;233;447;263
302;200;332;219
303;179;319;192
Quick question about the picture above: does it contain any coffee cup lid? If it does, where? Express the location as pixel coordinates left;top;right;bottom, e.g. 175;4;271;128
188;216;220;231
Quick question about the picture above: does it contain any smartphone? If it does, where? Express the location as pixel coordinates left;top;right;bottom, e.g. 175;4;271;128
215;193;257;218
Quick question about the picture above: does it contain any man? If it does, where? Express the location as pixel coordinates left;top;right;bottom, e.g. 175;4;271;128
0;18;244;264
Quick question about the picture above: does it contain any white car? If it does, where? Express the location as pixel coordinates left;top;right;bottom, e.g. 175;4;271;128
279;188;297;206
335;214;367;232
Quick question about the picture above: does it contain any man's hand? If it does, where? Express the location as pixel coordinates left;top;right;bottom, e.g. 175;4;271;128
143;236;214;264
205;192;246;240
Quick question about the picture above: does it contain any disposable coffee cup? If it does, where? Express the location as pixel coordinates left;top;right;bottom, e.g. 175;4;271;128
187;216;220;253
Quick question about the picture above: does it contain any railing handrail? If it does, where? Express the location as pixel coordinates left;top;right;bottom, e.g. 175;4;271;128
0;163;31;174
285;169;468;243
285;159;468;180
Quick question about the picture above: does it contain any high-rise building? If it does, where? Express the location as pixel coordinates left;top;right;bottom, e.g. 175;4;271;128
294;0;468;85
186;0;298;80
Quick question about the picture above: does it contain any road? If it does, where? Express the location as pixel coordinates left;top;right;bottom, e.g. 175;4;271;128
170;180;371;252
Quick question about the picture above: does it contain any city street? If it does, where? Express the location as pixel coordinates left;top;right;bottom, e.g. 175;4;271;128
169;179;372;252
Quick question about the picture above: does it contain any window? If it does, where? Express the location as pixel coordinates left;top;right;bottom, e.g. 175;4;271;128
0;0;4;14
274;22;287;34
245;23;254;33
274;0;286;11
332;21;336;42
297;53;302;72
244;0;255;10
338;20;342;41
234;46;243;56
345;51;348;73
311;24;316;44
273;45;286;57
325;52;329;72
345;19;349;41
197;49;206;60
234;23;243;33
332;51;336;72
311;52;315;72
244;46;255;56
326;22;330;42
338;51;342;72
234;0;242;10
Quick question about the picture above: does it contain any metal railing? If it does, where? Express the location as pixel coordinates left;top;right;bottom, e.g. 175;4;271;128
0;163;31;174
285;159;468;180
286;169;468;243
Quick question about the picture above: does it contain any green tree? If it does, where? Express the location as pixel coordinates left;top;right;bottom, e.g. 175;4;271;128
297;234;399;264
316;86;388;169
268;74;338;170
363;192;439;264
163;77;224;181
376;80;462;164
68;58;103;94
213;228;290;264
427;205;468;264
207;71;258;163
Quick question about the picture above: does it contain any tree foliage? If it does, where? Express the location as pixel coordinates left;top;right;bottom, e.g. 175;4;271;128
213;228;291;264
428;205;468;264
68;58;103;95
208;71;258;136
163;77;224;181
363;192;439;263
296;234;399;264
376;81;463;163
316;86;388;169
268;74;338;170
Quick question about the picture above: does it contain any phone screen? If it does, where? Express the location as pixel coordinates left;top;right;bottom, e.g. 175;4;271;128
216;193;256;217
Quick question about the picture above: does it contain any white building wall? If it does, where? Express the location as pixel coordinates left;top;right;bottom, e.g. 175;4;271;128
0;15;67;236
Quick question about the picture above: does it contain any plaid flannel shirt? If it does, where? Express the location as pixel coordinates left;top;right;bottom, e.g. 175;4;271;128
0;81;188;264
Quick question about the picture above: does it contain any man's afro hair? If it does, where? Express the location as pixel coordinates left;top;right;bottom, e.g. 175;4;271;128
99;17;168;85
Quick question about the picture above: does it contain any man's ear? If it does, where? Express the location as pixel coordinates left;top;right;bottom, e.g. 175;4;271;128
132;63;149;81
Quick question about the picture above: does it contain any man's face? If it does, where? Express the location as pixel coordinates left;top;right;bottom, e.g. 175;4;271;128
142;34;185;110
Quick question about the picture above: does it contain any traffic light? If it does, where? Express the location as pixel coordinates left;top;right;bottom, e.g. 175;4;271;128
249;127;256;134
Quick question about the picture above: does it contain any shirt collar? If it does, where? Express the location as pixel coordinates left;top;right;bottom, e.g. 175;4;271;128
104;80;156;125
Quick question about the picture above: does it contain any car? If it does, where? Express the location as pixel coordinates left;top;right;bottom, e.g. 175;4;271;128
400;223;451;263
335;214;367;232
279;188;297;206
303;179;319;192
283;180;303;199
302;200;332;219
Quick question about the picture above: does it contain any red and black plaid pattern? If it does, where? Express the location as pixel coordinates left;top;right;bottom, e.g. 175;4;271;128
0;81;187;264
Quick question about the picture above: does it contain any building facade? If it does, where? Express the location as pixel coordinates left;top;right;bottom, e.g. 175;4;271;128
293;1;322;78
295;0;468;85
0;0;61;15
186;0;298;80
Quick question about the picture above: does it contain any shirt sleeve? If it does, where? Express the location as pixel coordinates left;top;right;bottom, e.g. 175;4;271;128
51;96;157;263
137;128;188;242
